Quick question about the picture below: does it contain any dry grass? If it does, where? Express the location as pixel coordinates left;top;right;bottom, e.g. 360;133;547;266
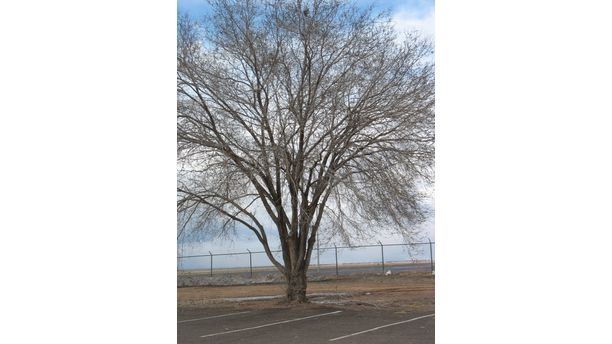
177;271;434;312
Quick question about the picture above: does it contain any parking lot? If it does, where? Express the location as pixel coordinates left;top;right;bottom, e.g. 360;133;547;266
178;305;434;343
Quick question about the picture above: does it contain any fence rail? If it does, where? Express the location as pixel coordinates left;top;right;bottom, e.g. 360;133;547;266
177;240;435;284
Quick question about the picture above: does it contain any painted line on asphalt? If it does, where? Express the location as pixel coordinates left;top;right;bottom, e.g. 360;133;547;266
200;310;343;338
328;313;435;341
178;311;251;324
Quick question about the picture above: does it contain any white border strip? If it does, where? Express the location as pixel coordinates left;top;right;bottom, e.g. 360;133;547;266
329;313;435;341
200;310;342;338
178;311;251;324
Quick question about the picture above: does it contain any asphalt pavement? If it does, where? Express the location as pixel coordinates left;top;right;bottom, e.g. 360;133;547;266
178;306;434;344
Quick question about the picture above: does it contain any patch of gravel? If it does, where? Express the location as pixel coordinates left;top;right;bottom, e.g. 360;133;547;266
178;273;278;287
178;272;334;287
310;300;379;307
211;292;351;303
177;292;352;307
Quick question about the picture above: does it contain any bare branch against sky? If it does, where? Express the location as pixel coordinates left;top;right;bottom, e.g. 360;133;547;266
177;0;434;302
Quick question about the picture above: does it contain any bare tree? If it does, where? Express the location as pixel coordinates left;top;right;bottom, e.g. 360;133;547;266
177;0;434;303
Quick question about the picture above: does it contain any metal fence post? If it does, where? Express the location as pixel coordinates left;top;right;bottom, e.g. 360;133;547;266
334;244;338;276
428;239;434;273
378;241;385;273
247;249;252;278
209;251;213;276
317;238;320;273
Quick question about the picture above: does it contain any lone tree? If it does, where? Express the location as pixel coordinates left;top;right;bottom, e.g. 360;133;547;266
177;0;434;303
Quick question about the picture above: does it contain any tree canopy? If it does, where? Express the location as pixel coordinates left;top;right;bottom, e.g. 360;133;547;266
177;0;434;302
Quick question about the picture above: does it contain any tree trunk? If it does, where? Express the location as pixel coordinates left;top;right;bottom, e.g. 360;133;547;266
286;269;308;303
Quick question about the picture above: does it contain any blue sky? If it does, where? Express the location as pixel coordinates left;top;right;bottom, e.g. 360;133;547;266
177;0;434;14
177;0;434;39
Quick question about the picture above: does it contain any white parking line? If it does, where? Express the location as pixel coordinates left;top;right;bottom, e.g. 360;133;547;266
178;311;251;324
200;310;343;338
328;313;435;341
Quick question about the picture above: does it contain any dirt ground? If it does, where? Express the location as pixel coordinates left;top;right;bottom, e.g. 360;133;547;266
177;271;434;313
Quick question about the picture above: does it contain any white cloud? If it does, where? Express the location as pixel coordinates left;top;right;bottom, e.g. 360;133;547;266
392;7;435;40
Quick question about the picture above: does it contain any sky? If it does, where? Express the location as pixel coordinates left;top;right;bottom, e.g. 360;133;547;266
177;0;434;39
176;0;435;265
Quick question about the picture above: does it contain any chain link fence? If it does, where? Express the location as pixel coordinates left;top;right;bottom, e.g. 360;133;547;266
177;240;434;287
